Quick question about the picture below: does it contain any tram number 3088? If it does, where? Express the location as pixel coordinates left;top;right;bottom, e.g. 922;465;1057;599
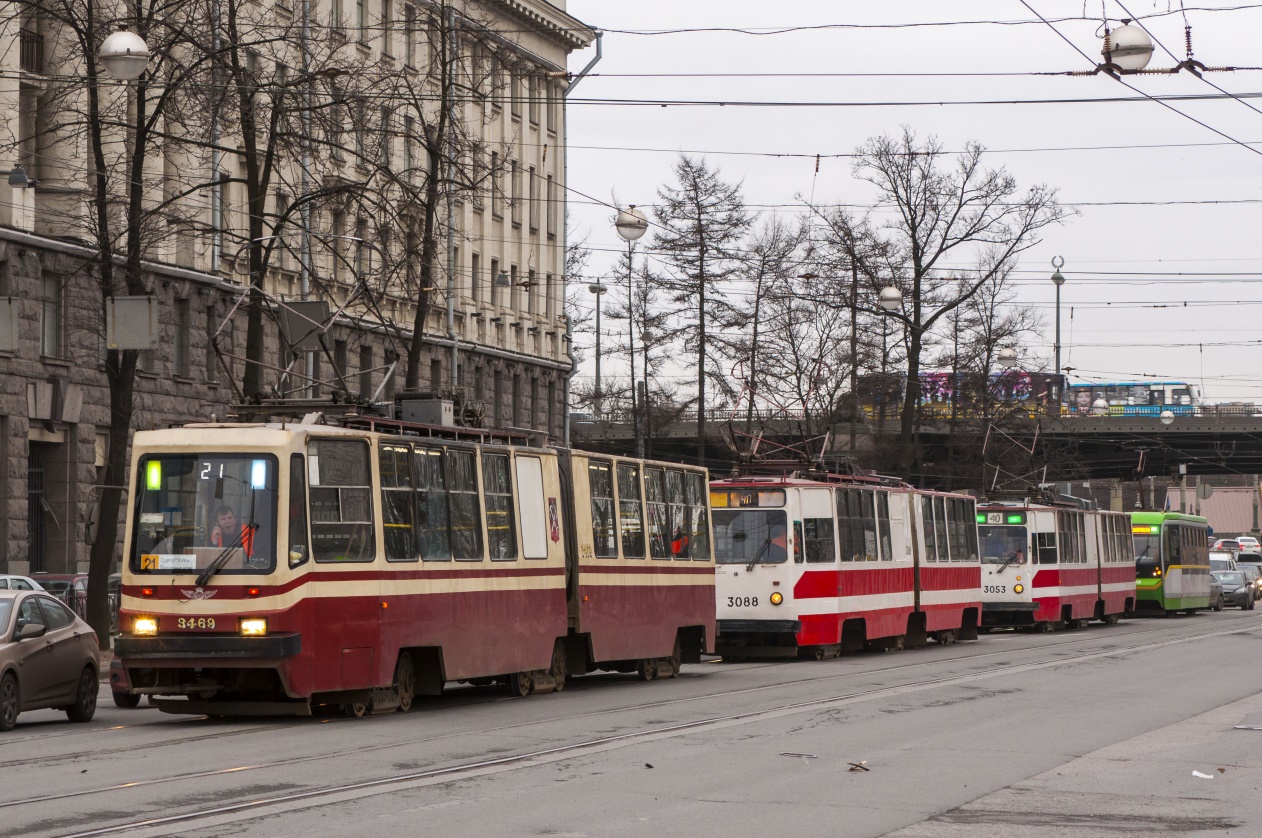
726;596;759;608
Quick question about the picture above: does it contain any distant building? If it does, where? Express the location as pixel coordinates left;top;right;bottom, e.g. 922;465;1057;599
0;1;593;575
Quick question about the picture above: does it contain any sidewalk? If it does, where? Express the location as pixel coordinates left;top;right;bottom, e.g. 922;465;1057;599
888;690;1262;836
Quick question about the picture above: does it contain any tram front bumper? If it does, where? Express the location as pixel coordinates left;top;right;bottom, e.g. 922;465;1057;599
115;633;302;660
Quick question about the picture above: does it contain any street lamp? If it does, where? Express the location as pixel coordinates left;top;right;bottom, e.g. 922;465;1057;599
878;286;902;312
1091;398;1109;417
589;282;608;417
98;28;151;80
615;205;649;456
997;347;1018;369
1160;409;1175;426
1050;256;1065;405
1102;21;1155;73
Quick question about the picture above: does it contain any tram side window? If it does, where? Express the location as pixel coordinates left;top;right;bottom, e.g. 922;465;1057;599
803;510;836;563
964;499;979;561
933;496;949;561
838;490;861;562
589;460;618;559
921;497;937;562
308;439;375;562
288;454;310;568
447;449;484;560
667;470;689;558
948;498;970;562
380;443;417;562
876;491;893;560
1036;532;1057;564
685;471;710;561
1077;514;1087;564
415;446;451;561
645;468;670;559
617;463;645;559
1164;525;1182;567
860;491;878;561
850;491;869;561
483;453;517;561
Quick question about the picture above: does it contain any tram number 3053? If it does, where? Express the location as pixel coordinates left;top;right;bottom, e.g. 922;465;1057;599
726;596;759;608
983;585;1007;594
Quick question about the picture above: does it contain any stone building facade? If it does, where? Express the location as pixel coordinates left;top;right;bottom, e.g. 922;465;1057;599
0;0;594;575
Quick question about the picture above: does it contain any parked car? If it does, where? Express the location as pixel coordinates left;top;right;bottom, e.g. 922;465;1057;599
30;573;88;618
1209;574;1225;612
1210;552;1239;573
1212;570;1255;610
1213;539;1242;553
1239;564;1262;600
0;576;45;592
0;589;99;731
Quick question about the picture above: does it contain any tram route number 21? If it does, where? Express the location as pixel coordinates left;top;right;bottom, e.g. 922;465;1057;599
983;585;1007;594
726;596;759;608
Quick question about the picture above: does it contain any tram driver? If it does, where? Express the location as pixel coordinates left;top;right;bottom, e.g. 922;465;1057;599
209;505;256;559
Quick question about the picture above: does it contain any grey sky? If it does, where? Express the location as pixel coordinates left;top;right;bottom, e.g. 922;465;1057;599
561;1;1262;403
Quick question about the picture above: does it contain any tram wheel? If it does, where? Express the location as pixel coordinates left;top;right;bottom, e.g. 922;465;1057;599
1102;614;1121;625
637;659;657;681
934;630;958;646
509;671;533;697
394;653;416;713
549;642;568;693
1036;621;1055;633
343;701;368;718
663;637;683;679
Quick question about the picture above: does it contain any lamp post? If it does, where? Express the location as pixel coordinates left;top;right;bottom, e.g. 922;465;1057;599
588;282;608;417
98;28;151;80
1050;256;1065;407
615;205;648;456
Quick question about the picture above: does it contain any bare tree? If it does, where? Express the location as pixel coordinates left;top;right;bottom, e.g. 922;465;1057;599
651;155;753;466
850;128;1068;481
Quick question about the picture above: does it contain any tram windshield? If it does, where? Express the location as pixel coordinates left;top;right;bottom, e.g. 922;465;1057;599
129;454;278;574
978;526;1027;564
1133;532;1161;578
713;510;789;565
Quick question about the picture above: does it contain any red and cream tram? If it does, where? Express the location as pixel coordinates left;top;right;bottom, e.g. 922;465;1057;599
114;417;714;715
712;472;982;659
977;497;1135;630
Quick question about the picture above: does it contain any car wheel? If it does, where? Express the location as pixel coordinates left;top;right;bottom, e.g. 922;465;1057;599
112;691;141;709
0;673;18;732
1214;596;1224;612
66;667;98;723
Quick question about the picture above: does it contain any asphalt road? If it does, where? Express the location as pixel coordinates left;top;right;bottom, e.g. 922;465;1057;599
6;609;1262;838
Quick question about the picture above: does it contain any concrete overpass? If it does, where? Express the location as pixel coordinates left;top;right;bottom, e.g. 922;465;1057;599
571;406;1262;479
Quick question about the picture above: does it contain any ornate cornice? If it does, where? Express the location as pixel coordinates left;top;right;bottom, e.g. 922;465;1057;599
497;0;595;51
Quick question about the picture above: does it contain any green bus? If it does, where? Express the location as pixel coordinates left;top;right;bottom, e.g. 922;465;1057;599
1131;511;1211;614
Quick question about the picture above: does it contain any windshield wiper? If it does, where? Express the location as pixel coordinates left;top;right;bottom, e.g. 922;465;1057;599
996;553;1020;574
746;536;774;572
195;522;258;588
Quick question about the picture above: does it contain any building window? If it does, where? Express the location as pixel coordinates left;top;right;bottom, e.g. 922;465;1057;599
430;357;442;392
334;338;348;380
211;171;228;270
382;0;394;56
489;258;500;308
510;264;519;311
355;0;366;40
546;81;558;133
404;5;415;66
174;298;191;377
547;380;556;434
491;151;502;217
546;174;556;238
528;166;538;233
510;160;520;226
493;370;503;426
510;68;521;117
528;74;539;124
358;344;373;397
545;273;554;319
384;349;397;400
205;304;219;382
332;0;344;31
402;115;414;171
40;276;63;359
379;106;391;166
470;252;480;302
527;269;536;315
331;211;345;281
511;373;520;425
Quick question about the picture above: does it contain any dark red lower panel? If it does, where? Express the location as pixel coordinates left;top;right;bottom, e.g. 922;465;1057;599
580;583;715;663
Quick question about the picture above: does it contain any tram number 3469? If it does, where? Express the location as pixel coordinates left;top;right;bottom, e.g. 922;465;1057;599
726;596;759;608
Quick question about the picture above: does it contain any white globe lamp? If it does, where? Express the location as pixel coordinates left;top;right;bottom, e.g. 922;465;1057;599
99;28;151;80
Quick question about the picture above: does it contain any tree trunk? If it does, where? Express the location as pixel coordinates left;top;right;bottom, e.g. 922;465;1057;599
898;327;922;482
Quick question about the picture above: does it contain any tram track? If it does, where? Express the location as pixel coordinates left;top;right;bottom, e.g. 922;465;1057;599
0;612;1250;774
27;612;1262;838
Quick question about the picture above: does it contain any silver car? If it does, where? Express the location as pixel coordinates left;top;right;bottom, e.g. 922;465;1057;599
0;590;100;731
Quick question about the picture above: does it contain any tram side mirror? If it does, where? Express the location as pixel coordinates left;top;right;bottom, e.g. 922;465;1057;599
16;623;47;641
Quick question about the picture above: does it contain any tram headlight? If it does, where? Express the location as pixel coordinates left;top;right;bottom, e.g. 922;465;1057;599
770;591;784;606
133;616;158;636
240;618;268;637
1013;584;1024;594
